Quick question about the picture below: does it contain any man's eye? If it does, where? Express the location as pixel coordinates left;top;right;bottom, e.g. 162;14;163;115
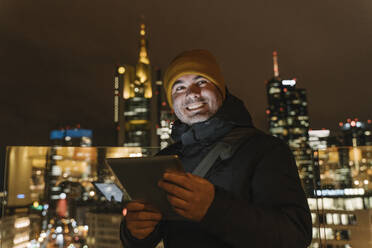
175;86;185;92
197;80;207;86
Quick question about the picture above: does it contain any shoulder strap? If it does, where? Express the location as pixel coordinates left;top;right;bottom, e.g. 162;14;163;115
192;127;259;178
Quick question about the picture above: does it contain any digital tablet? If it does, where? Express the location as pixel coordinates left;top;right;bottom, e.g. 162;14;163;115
105;155;185;220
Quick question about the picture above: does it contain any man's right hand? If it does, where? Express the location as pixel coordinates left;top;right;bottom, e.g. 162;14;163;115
123;201;162;240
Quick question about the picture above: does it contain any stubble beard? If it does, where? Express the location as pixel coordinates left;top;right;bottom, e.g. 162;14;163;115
174;97;215;125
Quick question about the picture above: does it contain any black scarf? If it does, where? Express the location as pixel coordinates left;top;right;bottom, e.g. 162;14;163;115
169;91;254;172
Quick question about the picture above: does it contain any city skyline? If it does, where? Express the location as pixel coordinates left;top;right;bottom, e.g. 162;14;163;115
1;0;371;149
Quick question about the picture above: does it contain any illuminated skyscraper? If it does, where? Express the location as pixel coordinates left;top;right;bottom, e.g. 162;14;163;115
46;127;94;225
266;51;314;195
339;118;372;146
113;23;159;149
266;52;310;146
154;69;175;150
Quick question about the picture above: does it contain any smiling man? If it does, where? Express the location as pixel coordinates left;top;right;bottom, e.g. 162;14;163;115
171;74;223;125
120;50;312;248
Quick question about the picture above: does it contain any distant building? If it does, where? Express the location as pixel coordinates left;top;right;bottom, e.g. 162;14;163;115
265;52;310;147
50;127;93;147
265;51;314;195
308;129;331;150
85;212;123;248
113;23;161;150
339;119;372;146
309;146;372;248
154;69;174;150
47;127;93;212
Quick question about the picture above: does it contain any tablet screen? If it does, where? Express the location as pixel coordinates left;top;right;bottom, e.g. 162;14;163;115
94;183;123;202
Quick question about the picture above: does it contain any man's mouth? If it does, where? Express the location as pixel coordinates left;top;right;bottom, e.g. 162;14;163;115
186;102;205;111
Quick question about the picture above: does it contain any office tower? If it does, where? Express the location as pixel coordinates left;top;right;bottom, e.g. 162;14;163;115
85;212;123;248
266;52;310;147
309;146;372;248
154;69;175;150
265;51;314;195
333;118;372;190
47;127;93;211
45;127;95;238
50;127;93;147
113;23;160;149
339;119;372;146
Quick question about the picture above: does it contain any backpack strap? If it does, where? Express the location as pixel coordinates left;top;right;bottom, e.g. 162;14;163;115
192;127;259;178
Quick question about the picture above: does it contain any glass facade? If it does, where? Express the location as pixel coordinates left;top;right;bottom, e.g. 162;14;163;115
1;146;159;248
1;145;371;248
266;78;314;195
308;146;372;248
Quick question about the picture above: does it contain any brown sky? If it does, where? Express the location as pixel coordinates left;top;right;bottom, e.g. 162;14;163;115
1;0;372;147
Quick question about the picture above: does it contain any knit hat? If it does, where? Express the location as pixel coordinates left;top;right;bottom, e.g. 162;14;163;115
163;49;226;108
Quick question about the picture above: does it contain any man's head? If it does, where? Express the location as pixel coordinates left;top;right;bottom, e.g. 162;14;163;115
163;50;226;125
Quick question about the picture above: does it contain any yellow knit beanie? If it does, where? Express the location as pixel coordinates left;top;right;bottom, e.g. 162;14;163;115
163;49;226;108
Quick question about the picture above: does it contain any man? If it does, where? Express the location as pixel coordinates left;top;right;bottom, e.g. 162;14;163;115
120;50;312;247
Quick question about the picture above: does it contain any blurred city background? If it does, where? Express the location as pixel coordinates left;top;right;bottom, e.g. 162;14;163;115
1;1;371;248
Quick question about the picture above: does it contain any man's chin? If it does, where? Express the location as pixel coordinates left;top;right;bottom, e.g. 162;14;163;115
184;115;211;125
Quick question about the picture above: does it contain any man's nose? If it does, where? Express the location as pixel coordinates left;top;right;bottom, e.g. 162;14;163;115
186;84;201;97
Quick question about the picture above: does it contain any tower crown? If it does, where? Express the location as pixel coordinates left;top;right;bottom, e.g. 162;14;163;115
138;23;150;65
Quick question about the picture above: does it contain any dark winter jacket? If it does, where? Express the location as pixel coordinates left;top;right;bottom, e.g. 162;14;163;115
120;92;312;248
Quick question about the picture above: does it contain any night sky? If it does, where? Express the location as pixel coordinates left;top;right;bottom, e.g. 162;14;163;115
1;0;372;151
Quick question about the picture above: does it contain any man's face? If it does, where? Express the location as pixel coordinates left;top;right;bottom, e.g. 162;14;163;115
171;74;223;125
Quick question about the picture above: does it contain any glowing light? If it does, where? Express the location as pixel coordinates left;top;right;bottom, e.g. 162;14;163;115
282;80;296;86
33;201;39;208
364;180;369;185
308;130;330;138
354;180;359;185
266;109;270;115
316;188;365;196
59;193;66;199
14;217;30;229
89;191;95;197
339;122;343;127
118;67;126;74
13;233;29;244
17;194;25;199
56;226;63;233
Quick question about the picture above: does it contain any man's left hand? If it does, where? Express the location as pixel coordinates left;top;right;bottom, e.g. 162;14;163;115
158;172;215;222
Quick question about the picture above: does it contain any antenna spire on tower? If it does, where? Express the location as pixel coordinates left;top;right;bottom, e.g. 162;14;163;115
138;21;150;65
273;51;279;78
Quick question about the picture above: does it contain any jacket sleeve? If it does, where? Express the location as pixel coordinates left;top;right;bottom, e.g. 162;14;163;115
120;218;164;248
199;140;313;248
